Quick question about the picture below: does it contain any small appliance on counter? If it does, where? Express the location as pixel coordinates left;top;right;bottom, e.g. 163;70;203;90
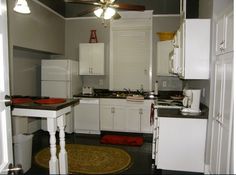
82;86;94;95
181;89;201;114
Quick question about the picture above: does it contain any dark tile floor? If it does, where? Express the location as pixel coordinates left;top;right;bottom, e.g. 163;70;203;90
25;130;203;175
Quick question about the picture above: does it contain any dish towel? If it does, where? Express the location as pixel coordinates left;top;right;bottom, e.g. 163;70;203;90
150;103;154;125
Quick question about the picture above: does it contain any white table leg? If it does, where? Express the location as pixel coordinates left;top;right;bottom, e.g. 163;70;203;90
47;118;59;174
57;114;68;174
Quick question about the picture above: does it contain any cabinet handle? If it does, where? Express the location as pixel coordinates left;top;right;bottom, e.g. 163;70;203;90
219;40;225;52
215;113;223;126
139;108;143;115
220;40;225;45
111;107;115;114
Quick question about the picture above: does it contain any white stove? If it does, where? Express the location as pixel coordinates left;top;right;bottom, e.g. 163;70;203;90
155;99;183;109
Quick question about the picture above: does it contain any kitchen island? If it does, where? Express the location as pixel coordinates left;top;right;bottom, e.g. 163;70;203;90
11;98;79;174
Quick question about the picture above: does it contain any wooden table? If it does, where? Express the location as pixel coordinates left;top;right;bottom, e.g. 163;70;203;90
12;99;79;174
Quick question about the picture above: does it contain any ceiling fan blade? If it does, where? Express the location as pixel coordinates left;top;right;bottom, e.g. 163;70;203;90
76;7;98;16
113;3;145;11
64;0;100;6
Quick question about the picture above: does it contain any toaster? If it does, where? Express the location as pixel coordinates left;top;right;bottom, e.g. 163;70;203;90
82;86;94;95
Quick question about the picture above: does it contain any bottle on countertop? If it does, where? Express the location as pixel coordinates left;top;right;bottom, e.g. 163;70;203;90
154;81;158;96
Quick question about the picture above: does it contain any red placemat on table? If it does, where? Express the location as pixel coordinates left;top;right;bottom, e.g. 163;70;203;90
12;98;33;104
34;98;66;104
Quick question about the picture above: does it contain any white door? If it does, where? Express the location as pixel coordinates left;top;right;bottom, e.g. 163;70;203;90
0;0;14;173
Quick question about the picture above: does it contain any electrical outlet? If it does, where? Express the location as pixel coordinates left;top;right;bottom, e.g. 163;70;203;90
202;88;205;97
162;81;167;87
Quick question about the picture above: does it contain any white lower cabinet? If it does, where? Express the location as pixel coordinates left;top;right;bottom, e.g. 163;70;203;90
74;98;100;134
155;117;207;173
100;99;153;133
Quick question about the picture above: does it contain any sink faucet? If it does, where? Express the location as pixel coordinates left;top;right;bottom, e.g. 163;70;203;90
123;88;131;94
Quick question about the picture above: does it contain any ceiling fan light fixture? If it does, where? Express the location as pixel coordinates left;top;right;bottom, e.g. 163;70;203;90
14;0;31;14
109;0;116;3
104;7;116;19
94;8;103;18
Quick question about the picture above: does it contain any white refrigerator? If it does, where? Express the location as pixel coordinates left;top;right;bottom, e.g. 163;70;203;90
41;59;81;133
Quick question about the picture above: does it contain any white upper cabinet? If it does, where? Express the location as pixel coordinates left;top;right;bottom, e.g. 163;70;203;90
79;43;104;75
178;19;211;79
157;40;174;76
216;7;233;55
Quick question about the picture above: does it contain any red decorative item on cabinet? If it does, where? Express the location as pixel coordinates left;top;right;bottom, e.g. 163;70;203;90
89;30;98;43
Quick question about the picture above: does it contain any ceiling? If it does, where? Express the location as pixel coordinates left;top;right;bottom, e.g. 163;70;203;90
37;0;181;18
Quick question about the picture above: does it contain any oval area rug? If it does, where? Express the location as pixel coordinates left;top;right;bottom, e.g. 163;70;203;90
35;144;132;174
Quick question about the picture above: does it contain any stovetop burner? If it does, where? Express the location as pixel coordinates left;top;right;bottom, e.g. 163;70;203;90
156;99;183;109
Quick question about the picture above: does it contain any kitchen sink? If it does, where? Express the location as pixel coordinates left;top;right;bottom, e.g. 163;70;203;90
93;89;151;99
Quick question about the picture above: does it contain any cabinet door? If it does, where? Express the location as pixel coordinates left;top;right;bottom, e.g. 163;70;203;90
113;106;126;131
209;53;233;174
215;16;225;55
218;53;233;174
157;41;174;76
100;105;113;130
178;23;185;77
79;43;104;75
126;107;141;132
225;11;233;53
79;44;91;75
140;107;153;133
209;58;224;174
91;43;104;75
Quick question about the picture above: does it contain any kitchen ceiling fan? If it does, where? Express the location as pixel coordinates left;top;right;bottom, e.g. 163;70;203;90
64;0;145;20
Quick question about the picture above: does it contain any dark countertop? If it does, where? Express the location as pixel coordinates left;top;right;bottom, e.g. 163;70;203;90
74;89;183;100
74;92;157;100
157;104;208;119
11;99;79;111
75;94;157;100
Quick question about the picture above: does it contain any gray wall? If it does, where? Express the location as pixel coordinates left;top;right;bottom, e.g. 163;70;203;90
12;47;50;96
8;0;65;55
65;15;182;91
65;18;110;89
153;15;183;91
